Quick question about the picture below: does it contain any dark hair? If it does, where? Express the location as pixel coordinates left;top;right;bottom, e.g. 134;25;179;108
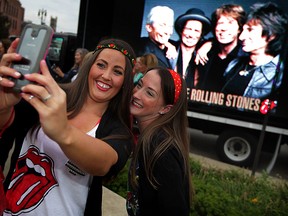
246;2;288;56
62;38;136;129
130;66;193;204
0;39;11;55
211;4;246;37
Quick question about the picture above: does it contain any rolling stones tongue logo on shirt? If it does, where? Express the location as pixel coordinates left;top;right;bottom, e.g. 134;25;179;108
5;145;58;214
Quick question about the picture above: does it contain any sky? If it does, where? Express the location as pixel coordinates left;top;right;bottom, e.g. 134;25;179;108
19;0;81;33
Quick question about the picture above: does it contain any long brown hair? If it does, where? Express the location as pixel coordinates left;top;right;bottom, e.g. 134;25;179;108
61;38;136;129
130;67;193;204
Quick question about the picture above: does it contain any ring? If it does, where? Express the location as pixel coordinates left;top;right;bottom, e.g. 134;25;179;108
42;94;52;102
28;95;34;100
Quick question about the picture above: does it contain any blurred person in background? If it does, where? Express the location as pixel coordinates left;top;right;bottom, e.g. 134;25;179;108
133;53;158;84
52;48;89;83
0;39;11;60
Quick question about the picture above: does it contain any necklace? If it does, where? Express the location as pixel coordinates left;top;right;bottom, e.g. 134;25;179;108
239;64;256;77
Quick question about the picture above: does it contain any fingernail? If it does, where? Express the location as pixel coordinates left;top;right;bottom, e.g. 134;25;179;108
15;71;21;77
24;74;31;78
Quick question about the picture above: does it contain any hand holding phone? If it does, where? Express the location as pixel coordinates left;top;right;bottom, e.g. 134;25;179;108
10;24;54;92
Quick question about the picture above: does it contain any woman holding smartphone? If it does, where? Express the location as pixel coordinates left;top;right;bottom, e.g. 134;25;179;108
0;37;135;215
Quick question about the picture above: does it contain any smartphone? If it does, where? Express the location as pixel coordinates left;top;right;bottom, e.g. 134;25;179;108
10;24;54;92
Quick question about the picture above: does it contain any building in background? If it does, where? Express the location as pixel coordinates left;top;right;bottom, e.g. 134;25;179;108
0;0;24;37
50;16;57;32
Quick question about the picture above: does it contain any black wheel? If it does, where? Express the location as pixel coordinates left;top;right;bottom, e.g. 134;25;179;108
216;130;257;167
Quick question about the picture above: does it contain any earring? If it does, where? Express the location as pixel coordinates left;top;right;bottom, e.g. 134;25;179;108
159;111;163;115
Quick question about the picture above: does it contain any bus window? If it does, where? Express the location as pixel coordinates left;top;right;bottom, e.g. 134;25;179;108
48;37;64;61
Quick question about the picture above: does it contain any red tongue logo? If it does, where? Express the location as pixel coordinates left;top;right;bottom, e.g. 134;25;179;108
260;99;277;115
5;146;57;215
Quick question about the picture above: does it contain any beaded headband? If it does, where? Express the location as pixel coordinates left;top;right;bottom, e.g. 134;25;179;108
168;69;182;104
94;43;136;66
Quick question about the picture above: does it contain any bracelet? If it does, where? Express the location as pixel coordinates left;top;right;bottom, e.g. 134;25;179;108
0;108;15;138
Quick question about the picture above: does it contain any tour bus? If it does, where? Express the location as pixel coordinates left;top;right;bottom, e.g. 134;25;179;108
78;0;288;171
47;32;77;74
134;0;288;170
